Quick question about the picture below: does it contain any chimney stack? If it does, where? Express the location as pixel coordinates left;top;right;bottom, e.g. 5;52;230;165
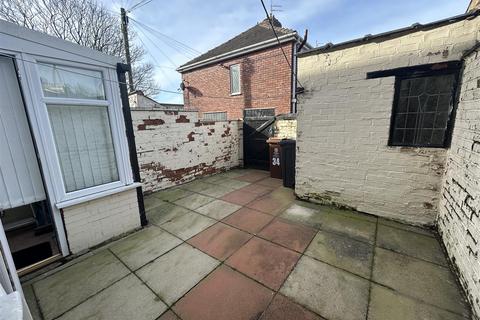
467;0;480;13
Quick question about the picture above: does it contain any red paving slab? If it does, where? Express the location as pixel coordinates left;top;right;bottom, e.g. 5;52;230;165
260;294;324;320
256;177;284;188
222;207;274;234
158;310;181;320
226;237;301;290
188;223;252;261
221;189;260;206
235;171;270;183
173;266;274;320
238;183;274;196
246;193;291;215
259;219;317;252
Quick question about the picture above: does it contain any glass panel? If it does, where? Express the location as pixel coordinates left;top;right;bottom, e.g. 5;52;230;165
38;63;106;100
230;64;240;94
47;105;118;192
391;73;456;147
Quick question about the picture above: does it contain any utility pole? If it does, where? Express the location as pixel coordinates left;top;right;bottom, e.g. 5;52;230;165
120;7;134;92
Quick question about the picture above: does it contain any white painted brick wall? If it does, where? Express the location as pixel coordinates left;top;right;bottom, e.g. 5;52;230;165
296;17;480;226
132;109;241;193
275;119;297;139
438;49;480;318
62;189;140;254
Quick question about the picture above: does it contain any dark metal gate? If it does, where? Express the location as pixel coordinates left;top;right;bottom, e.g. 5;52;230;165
243;108;275;170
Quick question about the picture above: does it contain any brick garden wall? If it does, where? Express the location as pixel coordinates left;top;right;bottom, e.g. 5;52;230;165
296;16;480;226
438;49;480;317
132;109;241;193
181;43;293;120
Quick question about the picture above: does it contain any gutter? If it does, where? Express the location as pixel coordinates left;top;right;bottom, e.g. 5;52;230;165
177;32;298;72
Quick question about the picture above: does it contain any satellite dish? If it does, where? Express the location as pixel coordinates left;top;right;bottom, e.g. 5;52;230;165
180;82;186;91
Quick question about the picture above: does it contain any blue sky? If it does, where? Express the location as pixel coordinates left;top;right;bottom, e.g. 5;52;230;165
105;0;470;104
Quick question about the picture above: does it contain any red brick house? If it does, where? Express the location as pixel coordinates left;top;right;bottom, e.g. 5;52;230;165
177;16;310;120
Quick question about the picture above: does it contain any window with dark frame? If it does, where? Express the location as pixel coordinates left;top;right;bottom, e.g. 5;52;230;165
389;72;458;148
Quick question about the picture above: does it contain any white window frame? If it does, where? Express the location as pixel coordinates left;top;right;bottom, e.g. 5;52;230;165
24;56;133;204
229;64;241;95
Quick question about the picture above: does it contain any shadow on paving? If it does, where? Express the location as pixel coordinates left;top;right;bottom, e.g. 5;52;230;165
22;168;472;320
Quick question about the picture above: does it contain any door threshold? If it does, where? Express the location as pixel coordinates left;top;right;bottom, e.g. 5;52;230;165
17;254;63;277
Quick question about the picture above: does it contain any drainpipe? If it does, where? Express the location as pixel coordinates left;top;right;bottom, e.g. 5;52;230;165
116;63;147;226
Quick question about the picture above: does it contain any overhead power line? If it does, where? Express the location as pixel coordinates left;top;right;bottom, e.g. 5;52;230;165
128;0;155;12
259;0;303;88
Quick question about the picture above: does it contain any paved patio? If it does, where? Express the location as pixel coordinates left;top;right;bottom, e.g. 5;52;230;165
23;169;471;320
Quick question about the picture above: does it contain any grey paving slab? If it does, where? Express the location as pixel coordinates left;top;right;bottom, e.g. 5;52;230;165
57;274;167;320
110;226;182;270
368;284;467;320
279;203;324;228
378;218;435;237
195;199;242;220
144;195;167;212
160;210;216;240
305;230;373;278
33;250;130;320
321;206;377;223
217;179;251;190
201;174;225;184
197;185;236;198
180;180;215;193
222;169;250;178
281;255;370;320
147;202;191;226
174;193;215;210
23;285;42;320
152;188;193;202
376;224;447;266
136;243;219;305
372;247;470;316
317;213;377;244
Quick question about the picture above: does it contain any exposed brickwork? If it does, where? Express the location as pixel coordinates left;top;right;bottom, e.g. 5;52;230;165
132;109;241;193
438;49;480;318
181;43;294;120
296;16;480;226
62;189;140;254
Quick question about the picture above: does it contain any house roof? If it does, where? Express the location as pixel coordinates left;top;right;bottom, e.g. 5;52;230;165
178;16;300;72
299;10;480;58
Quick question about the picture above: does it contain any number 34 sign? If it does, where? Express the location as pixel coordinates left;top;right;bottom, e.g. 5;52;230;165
272;147;280;166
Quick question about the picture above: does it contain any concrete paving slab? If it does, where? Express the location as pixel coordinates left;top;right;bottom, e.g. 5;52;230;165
22;285;42;320
195;199;242;220
188;223;252;260
226;237;301;290
221;189;261;205
174;193;215;210
217;179;251;190
136;243;219;306
152;188;193;202
320;206;377;223
279;203;324;228
144;195;167;212
173;265;274;320
305;230;373;278
110;226;182;270
222;169;249;178
368;284;467;320
158;310;181;320
317;213;377;244
260;294;325;320
238;183;274;195
247;192;294;215
197;185;236;198
160;211;216;240
57;274;167;320
376;224;447;266
201;174;225;184
181;180;215;193
372;247;470;316
147;202;191;226
256;177;284;188
258;218;317;252
222;207;274;234
378;218;435;237
281;255;370;320
33;250;130;320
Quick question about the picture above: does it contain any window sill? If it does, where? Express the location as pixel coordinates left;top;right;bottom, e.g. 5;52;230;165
230;92;242;96
55;182;142;209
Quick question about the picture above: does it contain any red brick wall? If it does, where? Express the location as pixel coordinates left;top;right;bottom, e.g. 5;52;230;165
181;43;294;120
